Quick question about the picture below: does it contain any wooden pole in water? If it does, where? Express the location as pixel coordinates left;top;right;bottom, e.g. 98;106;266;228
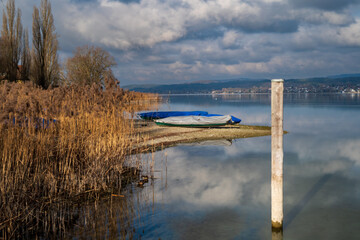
271;79;284;231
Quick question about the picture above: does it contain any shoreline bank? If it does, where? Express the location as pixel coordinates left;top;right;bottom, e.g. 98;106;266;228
134;121;273;152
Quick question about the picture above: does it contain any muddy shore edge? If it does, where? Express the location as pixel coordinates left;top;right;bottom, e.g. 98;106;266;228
134;121;273;152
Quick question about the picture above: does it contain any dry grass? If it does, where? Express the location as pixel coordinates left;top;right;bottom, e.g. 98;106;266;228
0;80;159;238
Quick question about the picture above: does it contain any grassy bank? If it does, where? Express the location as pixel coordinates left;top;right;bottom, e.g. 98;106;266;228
0;80;159;238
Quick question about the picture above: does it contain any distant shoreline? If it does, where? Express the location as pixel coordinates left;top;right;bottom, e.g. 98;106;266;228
159;92;359;96
125;76;360;95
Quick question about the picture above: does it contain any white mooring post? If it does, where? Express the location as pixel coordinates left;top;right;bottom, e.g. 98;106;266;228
271;79;284;231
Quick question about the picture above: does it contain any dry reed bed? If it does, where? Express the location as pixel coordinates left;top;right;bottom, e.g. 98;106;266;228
0;80;159;238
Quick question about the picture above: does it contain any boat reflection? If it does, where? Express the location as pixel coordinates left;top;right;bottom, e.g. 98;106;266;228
181;139;233;146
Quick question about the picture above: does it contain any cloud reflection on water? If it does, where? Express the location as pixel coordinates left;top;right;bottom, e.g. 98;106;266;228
157;144;271;208
145;94;360;239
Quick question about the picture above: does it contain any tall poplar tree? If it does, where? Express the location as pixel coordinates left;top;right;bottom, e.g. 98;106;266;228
1;0;23;81
31;0;59;88
20;29;30;80
0;38;5;77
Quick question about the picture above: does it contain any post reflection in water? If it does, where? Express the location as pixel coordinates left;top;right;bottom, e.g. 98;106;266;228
272;229;283;240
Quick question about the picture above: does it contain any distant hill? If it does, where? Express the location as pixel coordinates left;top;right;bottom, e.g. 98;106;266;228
123;76;360;94
123;78;268;94
326;73;360;79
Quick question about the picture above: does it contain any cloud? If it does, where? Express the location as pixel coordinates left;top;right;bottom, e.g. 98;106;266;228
290;8;355;26
1;0;360;84
289;0;360;11
60;0;187;49
292;20;360;49
57;0;301;51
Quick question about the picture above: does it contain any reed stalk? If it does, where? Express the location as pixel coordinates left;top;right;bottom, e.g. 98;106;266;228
0;80;159;238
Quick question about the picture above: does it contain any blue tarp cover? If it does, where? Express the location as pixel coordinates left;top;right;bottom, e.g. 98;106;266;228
138;111;209;119
138;111;241;123
12;117;57;129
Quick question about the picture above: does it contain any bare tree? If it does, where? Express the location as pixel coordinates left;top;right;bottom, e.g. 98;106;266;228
65;45;116;86
31;0;59;88
0;37;5;78
1;0;23;81
19;29;30;80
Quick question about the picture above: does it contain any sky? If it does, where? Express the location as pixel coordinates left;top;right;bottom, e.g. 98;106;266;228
2;0;360;86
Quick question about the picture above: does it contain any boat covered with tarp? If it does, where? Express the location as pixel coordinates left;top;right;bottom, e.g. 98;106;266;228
205;114;241;124
155;115;232;127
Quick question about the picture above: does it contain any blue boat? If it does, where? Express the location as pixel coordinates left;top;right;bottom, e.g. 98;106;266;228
138;111;209;120
138;111;241;124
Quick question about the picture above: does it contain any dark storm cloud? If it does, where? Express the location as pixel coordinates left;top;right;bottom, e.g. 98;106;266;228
232;19;299;33
178;26;225;41
71;0;140;3
70;0;96;3
290;0;360;11
110;0;141;3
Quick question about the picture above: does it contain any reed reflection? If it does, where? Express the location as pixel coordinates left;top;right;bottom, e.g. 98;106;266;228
0;165;160;239
70;185;155;239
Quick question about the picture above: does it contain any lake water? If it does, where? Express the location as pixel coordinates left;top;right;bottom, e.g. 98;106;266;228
76;94;360;239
